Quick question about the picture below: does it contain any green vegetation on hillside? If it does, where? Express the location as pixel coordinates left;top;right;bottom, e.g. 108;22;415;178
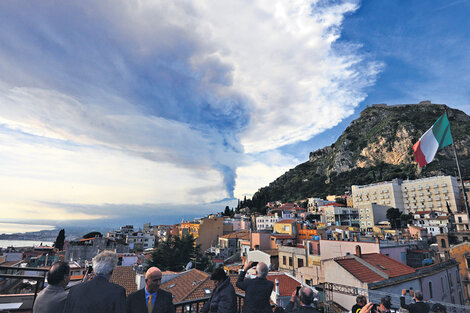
250;104;470;210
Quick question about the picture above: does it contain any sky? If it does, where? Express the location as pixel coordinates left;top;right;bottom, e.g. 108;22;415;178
1;0;470;232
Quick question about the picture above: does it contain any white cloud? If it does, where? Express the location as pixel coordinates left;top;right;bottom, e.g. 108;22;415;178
234;150;300;198
0;0;382;222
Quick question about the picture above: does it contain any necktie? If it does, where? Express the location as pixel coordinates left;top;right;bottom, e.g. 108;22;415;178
147;294;153;313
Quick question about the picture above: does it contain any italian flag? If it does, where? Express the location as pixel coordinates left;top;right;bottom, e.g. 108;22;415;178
413;113;453;167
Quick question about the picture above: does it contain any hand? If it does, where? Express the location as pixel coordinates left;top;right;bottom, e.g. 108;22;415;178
359;302;374;313
243;261;253;271
290;290;298;302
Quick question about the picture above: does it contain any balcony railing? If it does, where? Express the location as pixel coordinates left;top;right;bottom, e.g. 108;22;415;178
174;293;245;313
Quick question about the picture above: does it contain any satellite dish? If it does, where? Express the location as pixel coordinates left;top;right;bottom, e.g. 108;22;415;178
185;261;193;270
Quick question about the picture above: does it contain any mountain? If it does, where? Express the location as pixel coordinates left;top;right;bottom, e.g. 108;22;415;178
251;102;470;209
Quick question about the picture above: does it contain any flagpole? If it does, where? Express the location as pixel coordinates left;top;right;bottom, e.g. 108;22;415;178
445;108;470;218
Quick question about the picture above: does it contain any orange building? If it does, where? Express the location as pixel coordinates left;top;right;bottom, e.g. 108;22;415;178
296;224;317;242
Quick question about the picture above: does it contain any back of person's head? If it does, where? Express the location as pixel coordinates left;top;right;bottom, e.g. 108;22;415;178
299;287;314;306
273;306;285;313
210;266;227;282
381;295;392;310
356;295;366;305
414;290;424;301
256;262;268;278
431;303;446;313
92;250;118;275
47;261;70;286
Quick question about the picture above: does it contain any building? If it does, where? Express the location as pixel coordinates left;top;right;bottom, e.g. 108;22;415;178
411;210;451;236
256;214;279;230
65;237;129;264
352;176;462;214
194;216;224;252
323;247;465;310
126;231;155;251
320;204;359;227
273;219;297;236
449;242;470;305
357;203;391;231
352;178;404;209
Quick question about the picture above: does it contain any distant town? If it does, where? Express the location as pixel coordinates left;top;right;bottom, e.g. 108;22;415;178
1;174;469;312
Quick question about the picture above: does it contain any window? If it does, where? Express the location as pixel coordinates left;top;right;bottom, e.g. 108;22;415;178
429;281;433;298
298;259;304;268
441;238;447;248
289;257;293;267
458;217;463;223
283;256;287;265
466;257;470;269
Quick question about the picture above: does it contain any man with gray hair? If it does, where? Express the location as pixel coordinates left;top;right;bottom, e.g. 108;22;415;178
236;261;274;313
285;286;320;313
64;250;126;313
400;289;429;313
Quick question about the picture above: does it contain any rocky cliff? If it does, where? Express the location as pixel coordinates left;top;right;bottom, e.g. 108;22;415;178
251;102;470;208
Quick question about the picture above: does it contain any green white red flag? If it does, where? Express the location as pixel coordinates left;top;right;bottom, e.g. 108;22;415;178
413;113;453;167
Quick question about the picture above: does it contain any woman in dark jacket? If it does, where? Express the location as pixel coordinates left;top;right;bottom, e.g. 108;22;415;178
202;267;237;313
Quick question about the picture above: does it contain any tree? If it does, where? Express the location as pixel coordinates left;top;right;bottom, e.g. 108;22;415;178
54;229;65;250
223;206;231;217
147;234;210;272
386;208;402;229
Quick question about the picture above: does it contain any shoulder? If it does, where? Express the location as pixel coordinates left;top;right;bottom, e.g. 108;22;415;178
129;288;145;298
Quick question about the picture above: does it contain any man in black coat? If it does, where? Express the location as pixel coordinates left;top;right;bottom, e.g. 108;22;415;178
284;286;320;313
201;267;236;313
236;261;274;313
126;266;175;313
63;250;126;313
400;289;430;313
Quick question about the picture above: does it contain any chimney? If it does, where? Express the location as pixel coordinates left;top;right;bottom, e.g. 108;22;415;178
355;245;362;258
275;278;280;296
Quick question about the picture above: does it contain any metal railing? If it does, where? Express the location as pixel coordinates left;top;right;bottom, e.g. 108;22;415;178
174;293;245;313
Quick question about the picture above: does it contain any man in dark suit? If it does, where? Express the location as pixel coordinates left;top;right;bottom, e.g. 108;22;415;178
126;266;175;313
63;250;126;313
400;289;430;313
236;261;274;313
284;286;320;313
33;261;70;313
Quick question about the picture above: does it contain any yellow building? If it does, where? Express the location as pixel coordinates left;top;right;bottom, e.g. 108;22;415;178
273;219;297;235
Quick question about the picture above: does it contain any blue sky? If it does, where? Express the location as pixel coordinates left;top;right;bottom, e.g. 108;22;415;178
1;0;470;231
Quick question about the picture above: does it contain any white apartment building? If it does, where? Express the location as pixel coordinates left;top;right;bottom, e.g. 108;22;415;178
352;178;404;209
126;232;155;250
412;210;450;236
256;214;279;230
352;176;461;214
402;176;461;213
320;205;359;227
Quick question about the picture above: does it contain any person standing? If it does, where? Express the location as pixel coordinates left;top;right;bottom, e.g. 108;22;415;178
201;267;236;313
284;286;320;313
63;250;126;313
236;261;274;313
33;261;70;313
400;289;430;313
126;266;175;313
352;295;367;313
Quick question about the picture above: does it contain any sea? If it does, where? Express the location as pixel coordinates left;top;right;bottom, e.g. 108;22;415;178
0;222;55;248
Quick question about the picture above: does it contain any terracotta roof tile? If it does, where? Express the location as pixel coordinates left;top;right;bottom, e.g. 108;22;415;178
220;230;250;240
335;253;416;283
335;258;384;283
110;266;137;296
267;273;301;297
160;269;210;302
360;254;415;277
